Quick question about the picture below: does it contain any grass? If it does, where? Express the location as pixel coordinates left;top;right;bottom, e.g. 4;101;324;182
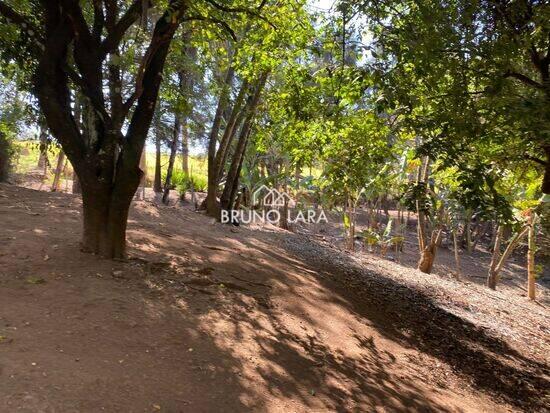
145;151;208;188
14;140;208;189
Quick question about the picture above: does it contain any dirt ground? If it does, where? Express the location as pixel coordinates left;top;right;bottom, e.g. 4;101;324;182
0;183;548;412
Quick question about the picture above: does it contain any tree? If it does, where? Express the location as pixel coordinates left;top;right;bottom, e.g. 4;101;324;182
0;0;271;258
354;0;549;196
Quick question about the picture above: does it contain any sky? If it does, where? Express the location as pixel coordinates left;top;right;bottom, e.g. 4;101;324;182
310;0;336;11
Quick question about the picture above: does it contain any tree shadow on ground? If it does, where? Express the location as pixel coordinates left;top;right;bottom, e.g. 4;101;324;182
3;182;547;411
270;231;550;411
128;209;461;411
129;202;548;411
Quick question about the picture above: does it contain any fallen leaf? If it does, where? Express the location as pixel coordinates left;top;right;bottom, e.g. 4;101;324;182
26;276;46;285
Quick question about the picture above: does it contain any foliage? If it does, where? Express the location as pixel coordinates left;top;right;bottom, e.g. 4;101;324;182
0;126;16;180
176;172;208;194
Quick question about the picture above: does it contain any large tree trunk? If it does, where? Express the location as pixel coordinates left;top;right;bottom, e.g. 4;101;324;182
80;150;144;258
31;0;185;259
81;186;135;259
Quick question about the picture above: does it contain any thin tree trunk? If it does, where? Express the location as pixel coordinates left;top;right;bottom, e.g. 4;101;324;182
206;53;235;216
162;113;181;205
489;221;498;252
472;221;489;250
487;225;529;289
453;229;461;279
181;118;189;175
154;133;162;192
279;167;290;230
213;80;250;184
72;170;81;194
465;217;473;253
37;123;49;170
527;212;536;300
51;150;65;192
219;72;268;214
416;204;427;251
228;132;249;210
347;196;356;251
416;158;428;251
418;228;442;274
136;149;146;200
487;226;503;289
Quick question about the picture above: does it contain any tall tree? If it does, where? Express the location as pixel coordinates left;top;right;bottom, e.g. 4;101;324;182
0;0;271;257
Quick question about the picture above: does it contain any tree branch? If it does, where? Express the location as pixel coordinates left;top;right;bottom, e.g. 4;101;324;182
183;15;236;40
0;1;32;28
124;0;186;157
92;0;105;41
525;155;547;167
504;70;544;90
204;0;276;29
100;0;151;56
0;1;42;41
60;0;95;48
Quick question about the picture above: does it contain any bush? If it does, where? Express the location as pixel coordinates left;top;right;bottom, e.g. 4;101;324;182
176;172;208;195
168;170;187;189
0;128;16;182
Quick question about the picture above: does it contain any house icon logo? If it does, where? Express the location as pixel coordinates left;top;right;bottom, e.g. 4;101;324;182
252;185;293;207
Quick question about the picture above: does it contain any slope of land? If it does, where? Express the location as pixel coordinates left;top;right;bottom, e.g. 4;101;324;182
0;183;548;412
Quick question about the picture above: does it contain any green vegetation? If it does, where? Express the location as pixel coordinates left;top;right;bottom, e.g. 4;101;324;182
0;0;546;292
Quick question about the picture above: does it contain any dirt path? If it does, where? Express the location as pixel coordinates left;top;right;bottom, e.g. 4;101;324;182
0;184;548;412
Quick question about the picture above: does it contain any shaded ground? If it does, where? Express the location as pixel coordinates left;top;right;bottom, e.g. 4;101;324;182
0;183;548;412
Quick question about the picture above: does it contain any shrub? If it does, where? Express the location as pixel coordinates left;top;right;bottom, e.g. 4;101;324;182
177;173;208;196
